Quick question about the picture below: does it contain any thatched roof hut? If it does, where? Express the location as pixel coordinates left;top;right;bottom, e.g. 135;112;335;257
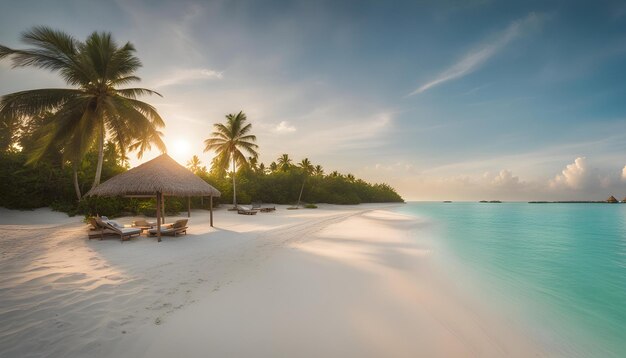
606;195;618;203
86;154;220;241
87;154;220;197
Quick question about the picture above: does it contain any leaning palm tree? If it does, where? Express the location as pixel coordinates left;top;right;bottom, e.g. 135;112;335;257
277;154;292;172
0;27;165;199
203;111;258;207
296;158;314;207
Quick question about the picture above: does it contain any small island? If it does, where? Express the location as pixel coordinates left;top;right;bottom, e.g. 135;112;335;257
529;196;624;204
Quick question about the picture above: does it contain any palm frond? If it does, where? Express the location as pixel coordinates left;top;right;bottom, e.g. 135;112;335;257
115;87;162;99
120;96;165;127
0;88;84;118
109;76;141;86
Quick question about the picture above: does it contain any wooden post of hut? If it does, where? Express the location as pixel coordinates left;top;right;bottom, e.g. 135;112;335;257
210;195;213;227
162;195;166;224
156;191;162;242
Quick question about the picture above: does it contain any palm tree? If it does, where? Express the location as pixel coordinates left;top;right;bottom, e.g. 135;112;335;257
347;173;355;182
313;165;324;176
247;156;258;172
187;155;202;174
269;161;278;172
203;111;258;207
128;128;166;159
258;162;266;175
0;27;165;199
277;154;292;172
296;158;314;207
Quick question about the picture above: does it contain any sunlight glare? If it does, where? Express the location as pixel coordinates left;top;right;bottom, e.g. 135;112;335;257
171;139;191;162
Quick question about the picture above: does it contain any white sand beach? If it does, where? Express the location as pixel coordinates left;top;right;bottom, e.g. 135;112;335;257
0;204;551;357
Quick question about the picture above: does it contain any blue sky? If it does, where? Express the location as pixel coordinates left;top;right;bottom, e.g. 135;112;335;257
2;0;626;200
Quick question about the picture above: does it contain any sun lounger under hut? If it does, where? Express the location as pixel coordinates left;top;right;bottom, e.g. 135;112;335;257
86;154;221;242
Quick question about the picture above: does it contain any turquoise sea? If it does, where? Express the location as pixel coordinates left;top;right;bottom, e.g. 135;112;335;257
395;202;626;357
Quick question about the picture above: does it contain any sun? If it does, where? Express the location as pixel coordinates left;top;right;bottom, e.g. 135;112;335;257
170;139;191;160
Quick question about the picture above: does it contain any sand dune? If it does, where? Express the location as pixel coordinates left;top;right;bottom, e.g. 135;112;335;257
0;204;553;357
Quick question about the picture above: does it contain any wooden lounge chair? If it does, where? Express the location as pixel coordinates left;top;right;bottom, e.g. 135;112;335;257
89;217;141;241
132;219;157;232
87;217;117;239
148;219;188;237
237;205;258;215
252;202;276;212
103;220;142;241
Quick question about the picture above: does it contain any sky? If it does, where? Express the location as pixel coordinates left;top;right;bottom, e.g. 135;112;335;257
2;0;626;201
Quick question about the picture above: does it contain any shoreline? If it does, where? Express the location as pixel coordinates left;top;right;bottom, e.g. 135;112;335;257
1;204;553;357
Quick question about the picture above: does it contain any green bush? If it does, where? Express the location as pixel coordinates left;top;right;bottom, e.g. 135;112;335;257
304;203;318;209
137;200;157;217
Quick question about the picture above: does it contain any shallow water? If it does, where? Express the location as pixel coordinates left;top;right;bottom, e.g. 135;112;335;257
395;202;626;357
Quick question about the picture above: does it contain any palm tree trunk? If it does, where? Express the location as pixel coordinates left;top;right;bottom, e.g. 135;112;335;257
232;154;237;207
297;177;306;207
72;162;82;201
90;122;105;190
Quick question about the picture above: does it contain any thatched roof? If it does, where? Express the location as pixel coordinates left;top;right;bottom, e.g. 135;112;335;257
607;195;618;203
86;154;221;197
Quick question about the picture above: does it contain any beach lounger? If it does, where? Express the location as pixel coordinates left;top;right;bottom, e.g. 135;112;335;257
87;217;117;239
237;205;258;215
88;217;141;241
132;219;157;232
103;220;141;241
252;202;276;212
148;219;188;237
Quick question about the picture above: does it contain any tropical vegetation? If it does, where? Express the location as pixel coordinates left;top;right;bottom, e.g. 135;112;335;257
0;27;403;217
0;26;165;200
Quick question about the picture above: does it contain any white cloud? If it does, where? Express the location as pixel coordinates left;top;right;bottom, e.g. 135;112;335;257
491;169;522;188
549;157;590;189
548;157;626;193
370;161;416;173
152;67;223;88
408;12;543;96
274;121;296;133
